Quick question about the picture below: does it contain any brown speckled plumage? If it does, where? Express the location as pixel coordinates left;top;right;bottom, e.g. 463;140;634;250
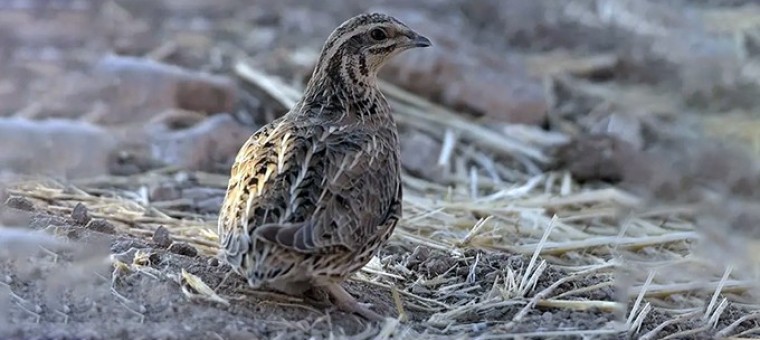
217;13;431;320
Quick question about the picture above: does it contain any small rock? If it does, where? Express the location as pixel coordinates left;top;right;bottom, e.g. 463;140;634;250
148;253;162;266
5;196;34;211
168;242;198;257
70;203;91;225
207;257;219;267
85;219;116;234
406;246;431;270
152;226;172;248
409;284;430;295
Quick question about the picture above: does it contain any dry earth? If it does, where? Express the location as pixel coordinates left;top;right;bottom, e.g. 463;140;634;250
2;0;760;339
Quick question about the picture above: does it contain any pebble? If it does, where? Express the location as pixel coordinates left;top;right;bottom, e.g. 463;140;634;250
70;202;91;225
406;246;431;269
409;284;430;295
168;242;198;257
152;225;172;248
149;253;162;265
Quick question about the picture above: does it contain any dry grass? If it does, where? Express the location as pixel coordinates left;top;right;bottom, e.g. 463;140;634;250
3;63;760;338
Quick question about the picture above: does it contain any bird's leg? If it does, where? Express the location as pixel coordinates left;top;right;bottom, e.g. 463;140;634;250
214;269;236;291
325;282;385;322
301;286;333;308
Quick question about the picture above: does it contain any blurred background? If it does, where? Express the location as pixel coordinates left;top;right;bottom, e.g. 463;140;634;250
2;0;760;338
0;0;758;177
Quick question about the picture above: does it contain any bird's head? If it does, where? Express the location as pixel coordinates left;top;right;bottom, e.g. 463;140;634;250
310;13;432;86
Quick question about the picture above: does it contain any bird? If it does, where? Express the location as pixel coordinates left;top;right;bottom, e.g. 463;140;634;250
216;13;431;321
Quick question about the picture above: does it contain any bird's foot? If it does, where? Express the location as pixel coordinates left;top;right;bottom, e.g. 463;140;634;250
325;282;385;322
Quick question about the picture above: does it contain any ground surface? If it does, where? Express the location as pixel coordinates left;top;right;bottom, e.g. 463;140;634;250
2;0;760;339
0;214;612;340
1;179;625;339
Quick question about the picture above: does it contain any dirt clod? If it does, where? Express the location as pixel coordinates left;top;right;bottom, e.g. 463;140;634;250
422;254;456;276
168;242;199;257
70;202;91;225
85;219;116;234
152;225;173;248
406;246;431;270
4;196;35;211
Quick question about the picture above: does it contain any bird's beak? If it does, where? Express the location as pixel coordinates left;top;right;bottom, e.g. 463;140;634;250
411;34;432;48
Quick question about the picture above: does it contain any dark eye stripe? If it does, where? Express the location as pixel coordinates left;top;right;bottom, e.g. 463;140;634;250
368;44;397;54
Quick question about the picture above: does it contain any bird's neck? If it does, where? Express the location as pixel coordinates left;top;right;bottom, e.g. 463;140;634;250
297;52;389;123
303;49;378;96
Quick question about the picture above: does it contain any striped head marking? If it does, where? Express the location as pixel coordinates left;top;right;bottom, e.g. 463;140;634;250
312;13;432;83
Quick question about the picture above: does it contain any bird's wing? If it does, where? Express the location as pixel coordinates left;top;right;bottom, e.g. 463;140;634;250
217;116;297;264
253;128;402;254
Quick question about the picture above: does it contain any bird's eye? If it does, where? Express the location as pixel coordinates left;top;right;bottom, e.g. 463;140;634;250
370;28;387;41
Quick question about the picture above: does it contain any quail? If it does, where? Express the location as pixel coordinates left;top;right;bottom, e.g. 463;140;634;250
217;13;432;321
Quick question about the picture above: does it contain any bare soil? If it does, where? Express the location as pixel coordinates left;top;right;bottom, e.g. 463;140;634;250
0;205;615;339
